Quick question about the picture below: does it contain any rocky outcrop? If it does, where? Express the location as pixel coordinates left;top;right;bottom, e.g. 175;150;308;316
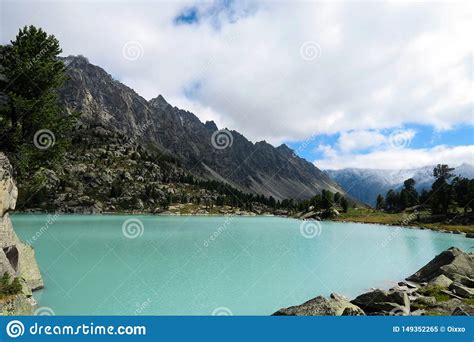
273;247;474;316
0;153;43;315
273;293;364;316
407;247;473;283
351;289;410;315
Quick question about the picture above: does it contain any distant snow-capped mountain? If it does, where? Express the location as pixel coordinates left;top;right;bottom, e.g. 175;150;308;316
325;163;474;206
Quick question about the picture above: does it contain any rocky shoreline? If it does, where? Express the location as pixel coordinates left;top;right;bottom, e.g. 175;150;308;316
273;247;474;316
0;153;43;315
16;207;474;239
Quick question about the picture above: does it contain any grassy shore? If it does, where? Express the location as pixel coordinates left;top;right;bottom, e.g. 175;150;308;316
334;208;474;234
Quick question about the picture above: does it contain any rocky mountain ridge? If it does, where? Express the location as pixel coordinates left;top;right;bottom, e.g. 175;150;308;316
59;55;345;201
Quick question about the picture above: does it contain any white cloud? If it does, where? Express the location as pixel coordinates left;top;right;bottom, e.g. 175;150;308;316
315;145;474;170
1;1;472;146
337;130;388;152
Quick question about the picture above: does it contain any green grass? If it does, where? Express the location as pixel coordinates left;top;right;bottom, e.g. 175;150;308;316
417;286;451;303
423;310;444;316
334;208;474;233
411;302;428;310
462;298;474;305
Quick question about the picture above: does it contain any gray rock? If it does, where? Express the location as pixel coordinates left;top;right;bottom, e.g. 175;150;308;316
449;282;474;298
451;306;471;316
398;281;418;289
407;247;473;283
428;274;453;288
341;307;365;316
0;294;35;315
351;289;410;314
457;275;474;288
17;243;44;290
273;294;364;316
0;248;16;277
415;296;437;306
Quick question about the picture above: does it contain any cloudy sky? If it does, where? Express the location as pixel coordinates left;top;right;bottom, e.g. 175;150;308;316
1;0;473;170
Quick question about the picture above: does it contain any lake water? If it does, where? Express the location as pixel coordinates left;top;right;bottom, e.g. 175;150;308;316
11;214;473;315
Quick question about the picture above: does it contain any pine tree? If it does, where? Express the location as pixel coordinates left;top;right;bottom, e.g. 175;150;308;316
340;197;348;213
0;25;76;176
375;194;386;210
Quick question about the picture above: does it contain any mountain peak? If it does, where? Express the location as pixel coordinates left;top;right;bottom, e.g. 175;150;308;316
149;94;170;110
58;57;346;200
62;55;90;67
204;120;218;131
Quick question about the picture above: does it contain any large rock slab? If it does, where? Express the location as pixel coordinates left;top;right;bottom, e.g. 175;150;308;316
273;293;364;316
0;213;20;248
407;247;473;283
429;274;453;288
351;289;410;314
0;293;36;315
0;248;16;277
17;243;44;290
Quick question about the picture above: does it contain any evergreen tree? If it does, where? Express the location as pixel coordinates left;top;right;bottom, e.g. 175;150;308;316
340;196;348;213
375;194;386;210
0;25;76;176
430;164;454;216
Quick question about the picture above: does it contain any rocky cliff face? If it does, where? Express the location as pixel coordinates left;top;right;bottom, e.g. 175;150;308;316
0;153;43;315
59;55;345;201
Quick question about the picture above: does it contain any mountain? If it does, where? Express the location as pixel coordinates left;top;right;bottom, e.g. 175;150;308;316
58;55;344;201
325;163;474;206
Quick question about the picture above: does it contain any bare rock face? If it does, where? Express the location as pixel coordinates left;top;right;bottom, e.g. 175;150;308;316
58;55;347;201
407;247;473;283
0;152;44;315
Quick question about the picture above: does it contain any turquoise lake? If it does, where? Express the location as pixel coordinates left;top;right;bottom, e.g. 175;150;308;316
11;214;474;315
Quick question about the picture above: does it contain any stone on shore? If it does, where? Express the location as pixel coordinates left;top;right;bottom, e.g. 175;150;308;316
350;289;410;315
428;274;453;288
448;282;473;298
406;247;473;283
273;293;364;316
272;247;473;316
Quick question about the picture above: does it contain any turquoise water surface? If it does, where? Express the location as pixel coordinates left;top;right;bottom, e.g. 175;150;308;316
11;215;473;315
